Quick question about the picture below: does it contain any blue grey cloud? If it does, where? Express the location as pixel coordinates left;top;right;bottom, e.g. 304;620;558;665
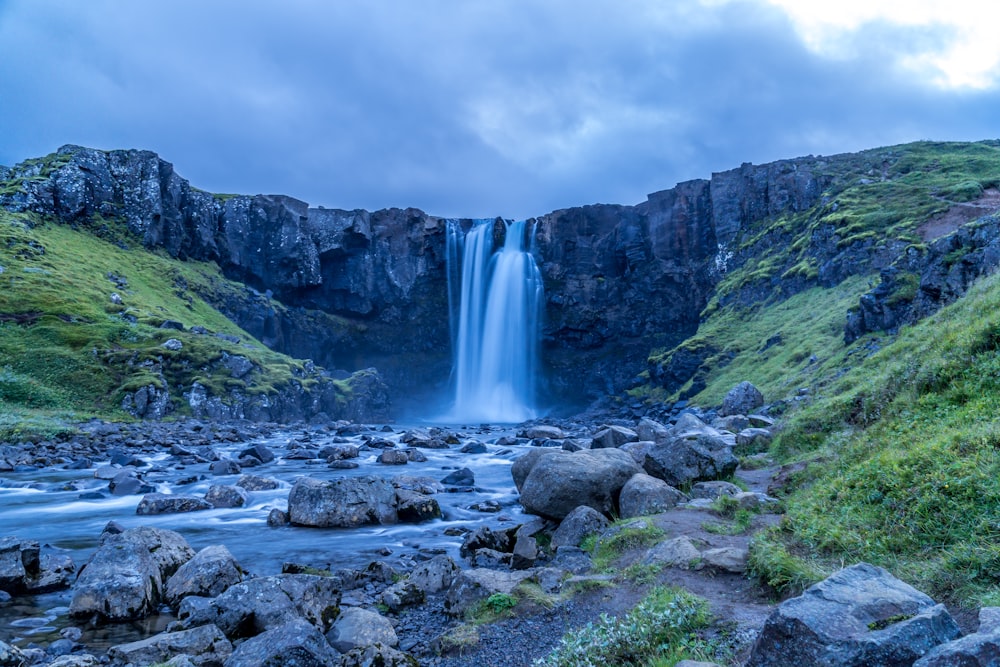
1;0;997;219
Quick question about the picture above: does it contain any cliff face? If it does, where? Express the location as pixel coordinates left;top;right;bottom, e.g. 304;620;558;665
0;144;833;410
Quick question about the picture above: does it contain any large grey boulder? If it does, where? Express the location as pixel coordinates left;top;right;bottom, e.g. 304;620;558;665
223;618;340;667
288;476;397;527
326;607;398;653
107;624;232;667
747;563;961;667
643;415;738;487
720;381;764;416
178;574;340;639
165;545;244;607
70;527;194;621
511;449;550;492
551;505;610;548
618;473;688;518
518;448;641;520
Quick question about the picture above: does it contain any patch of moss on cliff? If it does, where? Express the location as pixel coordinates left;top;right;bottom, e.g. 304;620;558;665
646;275;870;407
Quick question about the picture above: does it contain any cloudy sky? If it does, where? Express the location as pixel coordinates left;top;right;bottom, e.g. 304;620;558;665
1;0;998;219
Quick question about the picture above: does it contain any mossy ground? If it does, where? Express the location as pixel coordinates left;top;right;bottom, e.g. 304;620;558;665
753;271;1000;606
0;208;333;438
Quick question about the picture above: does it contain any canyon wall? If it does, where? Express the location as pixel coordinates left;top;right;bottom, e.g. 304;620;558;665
2;145;831;411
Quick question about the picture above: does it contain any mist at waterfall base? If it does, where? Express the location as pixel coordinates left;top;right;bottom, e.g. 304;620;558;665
437;219;545;424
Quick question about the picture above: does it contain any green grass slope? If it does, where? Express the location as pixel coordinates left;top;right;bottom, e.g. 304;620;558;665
629;139;1000;608
755;269;1000;606
0;209;336;439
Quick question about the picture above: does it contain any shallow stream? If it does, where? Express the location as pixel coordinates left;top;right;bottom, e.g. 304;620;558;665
0;423;531;650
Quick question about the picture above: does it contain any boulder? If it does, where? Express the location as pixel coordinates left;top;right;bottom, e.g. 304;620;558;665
644;536;702;568
379;449;409;465
590;425;639;449
288;476;397;527
700;547;748;573
643;415;738;487
689;481;742;499
747;563;961;667
205;485;249;508
510;449;550;491
460;526;517;559
108;471;154;496
107;624;232;667
70;527;194;621
520;425;565;440
178;574;341;639
0;537;38;593
720;381;764;417
440;468;475;486
914;621;1000;666
519;448;642;520
223;618;341;667
136;493;212;515
238;443;275;464
619;473;688;518
636;417;670;442
551;505;611;548
394;489;442;523
326;607;398;652
319;444;360;461
165;545;244;607
408;555;459;594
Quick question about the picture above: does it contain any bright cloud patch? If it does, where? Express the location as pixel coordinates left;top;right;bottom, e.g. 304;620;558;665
759;0;1000;89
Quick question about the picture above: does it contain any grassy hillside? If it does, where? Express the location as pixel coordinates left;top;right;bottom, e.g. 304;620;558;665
640;140;1000;407
754;269;1000;606
0;208;334;440
631;139;1000;607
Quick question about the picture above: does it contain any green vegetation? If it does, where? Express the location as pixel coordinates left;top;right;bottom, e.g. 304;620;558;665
534;586;719;667
642;139;1000;408
749;270;1000;605
466;592;519;625
582;518;666;572
0;207;342;437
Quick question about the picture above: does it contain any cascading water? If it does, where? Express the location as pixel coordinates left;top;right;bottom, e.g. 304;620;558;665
444;219;544;423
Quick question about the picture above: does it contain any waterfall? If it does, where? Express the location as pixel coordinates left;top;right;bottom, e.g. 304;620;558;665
445;219;544;423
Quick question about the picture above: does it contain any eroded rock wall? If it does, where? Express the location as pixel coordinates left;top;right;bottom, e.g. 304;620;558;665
1;144;829;411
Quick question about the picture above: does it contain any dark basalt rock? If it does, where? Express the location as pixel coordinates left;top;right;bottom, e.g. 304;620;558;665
0;144;834;410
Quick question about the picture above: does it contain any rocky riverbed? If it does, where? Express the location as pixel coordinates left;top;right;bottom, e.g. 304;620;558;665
3;385;997;666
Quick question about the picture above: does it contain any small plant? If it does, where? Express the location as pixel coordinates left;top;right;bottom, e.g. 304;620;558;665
587;518;666;572
466;592;519;624
534;587;716;666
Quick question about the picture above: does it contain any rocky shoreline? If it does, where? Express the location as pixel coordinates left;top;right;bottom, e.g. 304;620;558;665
2;383;998;666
